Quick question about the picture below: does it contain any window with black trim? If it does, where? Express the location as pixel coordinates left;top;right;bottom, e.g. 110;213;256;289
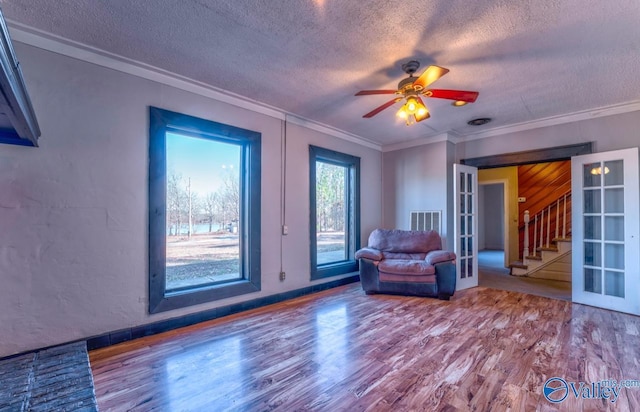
149;107;261;313
309;145;360;280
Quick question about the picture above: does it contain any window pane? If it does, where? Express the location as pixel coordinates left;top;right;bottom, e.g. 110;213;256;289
584;216;601;240
583;189;601;213
460;172;466;192
467;194;473;213
584;242;601;267
604;216;624;241
316;161;347;265
460;216;466;235
467;216;473;235
584;268;602;294
165;133;242;291
310;146;360;279
604;160;623;186
467;257;473;278
604;188;624;213
604;243;624;270
460;194;466;213
583;163;602;187
467;173;472;194
460;257;467;278
605;271;624;298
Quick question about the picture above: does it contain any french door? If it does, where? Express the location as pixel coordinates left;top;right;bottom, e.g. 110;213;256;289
571;147;640;315
454;164;478;290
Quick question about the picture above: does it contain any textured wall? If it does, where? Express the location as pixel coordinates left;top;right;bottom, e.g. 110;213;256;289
0;43;382;357
382;141;451;248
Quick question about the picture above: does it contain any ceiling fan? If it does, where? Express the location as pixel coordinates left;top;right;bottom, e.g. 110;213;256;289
355;60;479;125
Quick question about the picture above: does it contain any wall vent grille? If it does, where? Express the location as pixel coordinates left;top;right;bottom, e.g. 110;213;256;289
410;210;441;233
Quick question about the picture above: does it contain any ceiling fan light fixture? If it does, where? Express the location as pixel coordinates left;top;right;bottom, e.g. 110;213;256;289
406;96;418;114
452;100;468;107
396;105;408;120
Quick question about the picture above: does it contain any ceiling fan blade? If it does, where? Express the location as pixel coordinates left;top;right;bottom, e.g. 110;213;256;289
363;98;401;118
414;97;430;122
426;89;479;103
413;65;449;90
355;90;398;96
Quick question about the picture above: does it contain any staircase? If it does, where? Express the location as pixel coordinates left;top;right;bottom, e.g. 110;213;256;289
510;191;572;281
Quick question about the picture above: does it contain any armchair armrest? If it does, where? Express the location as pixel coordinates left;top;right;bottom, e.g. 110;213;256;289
355;247;383;261
425;250;456;265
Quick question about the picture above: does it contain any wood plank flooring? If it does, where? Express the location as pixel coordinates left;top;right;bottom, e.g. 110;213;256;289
90;284;640;411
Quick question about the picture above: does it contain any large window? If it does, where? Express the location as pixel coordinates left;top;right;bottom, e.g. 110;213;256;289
309;145;360;279
149;107;261;313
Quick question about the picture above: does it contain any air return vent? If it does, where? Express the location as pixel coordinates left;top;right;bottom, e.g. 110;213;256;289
410;210;441;233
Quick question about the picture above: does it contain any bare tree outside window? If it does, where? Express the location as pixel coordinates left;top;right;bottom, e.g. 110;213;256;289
165;133;242;291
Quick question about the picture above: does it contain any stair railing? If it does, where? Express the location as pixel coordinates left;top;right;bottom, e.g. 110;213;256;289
522;190;571;259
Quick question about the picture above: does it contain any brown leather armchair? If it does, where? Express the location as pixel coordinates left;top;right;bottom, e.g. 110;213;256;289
355;229;457;300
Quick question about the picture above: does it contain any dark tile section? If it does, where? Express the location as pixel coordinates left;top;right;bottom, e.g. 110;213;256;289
0;342;98;411
87;274;360;351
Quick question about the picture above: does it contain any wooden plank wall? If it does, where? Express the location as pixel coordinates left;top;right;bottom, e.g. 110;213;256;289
517;160;572;258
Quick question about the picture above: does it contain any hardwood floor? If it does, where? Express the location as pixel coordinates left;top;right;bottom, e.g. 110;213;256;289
90;284;640;411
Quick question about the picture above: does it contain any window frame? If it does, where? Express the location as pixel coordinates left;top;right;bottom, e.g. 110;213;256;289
309;145;360;280
149;107;261;314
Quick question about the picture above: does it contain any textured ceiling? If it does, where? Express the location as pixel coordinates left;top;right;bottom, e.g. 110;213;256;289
3;0;640;146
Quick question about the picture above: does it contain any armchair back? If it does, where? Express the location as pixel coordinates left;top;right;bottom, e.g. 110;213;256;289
367;229;442;254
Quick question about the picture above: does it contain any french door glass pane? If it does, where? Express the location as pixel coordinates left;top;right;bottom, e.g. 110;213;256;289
467;258;473;278
460;172;466;192
583;163;602;187
583;189;601;213
460;257;467;278
460;194;466;213
165;134;242;291
316;162;347;265
584;268;602;294
584;216;601;240
604;188;624;213
604;217;624;241
460;216;466;235
605;243;624;270
467;216;473;235
604;160;624;186
584;242;601;267
605;271;625;298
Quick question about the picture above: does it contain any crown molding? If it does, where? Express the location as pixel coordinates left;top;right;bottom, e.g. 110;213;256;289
7;21;382;151
381;100;640;152
381;132;454;152
285;116;381;150
457;100;640;142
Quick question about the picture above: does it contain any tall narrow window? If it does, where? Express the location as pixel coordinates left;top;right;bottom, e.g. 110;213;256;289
149;107;261;313
310;146;360;279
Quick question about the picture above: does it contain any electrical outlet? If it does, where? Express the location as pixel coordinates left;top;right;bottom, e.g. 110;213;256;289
279;271;286;281
282;225;288;235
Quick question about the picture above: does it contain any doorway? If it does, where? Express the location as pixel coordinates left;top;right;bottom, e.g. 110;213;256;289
475;165;572;301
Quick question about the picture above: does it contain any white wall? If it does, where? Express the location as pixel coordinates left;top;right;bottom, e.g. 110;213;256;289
0;43;382;357
382;140;453;248
481;184;504;250
456;111;640;160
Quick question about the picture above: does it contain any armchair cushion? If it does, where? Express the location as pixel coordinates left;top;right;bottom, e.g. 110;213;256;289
425;250;456;265
354;247;383;261
378;259;435;276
